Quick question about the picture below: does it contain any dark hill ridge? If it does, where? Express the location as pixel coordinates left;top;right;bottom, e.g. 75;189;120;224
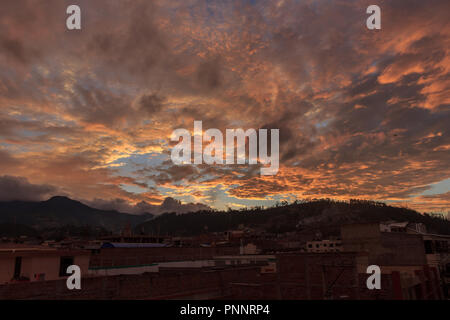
0;196;153;232
1;197;448;237
135;199;450;236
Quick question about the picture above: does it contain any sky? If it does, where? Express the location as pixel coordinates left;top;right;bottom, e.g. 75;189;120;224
0;0;449;214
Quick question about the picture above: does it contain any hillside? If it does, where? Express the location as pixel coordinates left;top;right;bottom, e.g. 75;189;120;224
135;199;450;236
0;196;153;232
1;197;448;238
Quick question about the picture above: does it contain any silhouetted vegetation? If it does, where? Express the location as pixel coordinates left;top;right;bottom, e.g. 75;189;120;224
40;225;111;241
136;199;450;236
0;223;38;238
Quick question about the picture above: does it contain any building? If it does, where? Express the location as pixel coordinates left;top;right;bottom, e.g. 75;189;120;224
340;222;448;298
88;245;240;269
0;244;90;284
231;252;443;300
100;235;167;244
379;221;428;234
306;240;342;253
0;264;265;300
340;222;428;266
89;253;275;277
0;220;447;300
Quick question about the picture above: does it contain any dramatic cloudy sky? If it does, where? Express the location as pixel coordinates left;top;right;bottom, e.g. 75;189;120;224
0;0;448;213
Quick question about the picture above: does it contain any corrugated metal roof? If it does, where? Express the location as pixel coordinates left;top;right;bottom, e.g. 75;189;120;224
101;242;168;249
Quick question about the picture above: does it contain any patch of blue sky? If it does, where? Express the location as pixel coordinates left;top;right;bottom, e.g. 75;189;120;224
201;185;274;210
15;129;46;138
9;108;77;127
197;173;217;183
119;184;148;195
419;178;450;196
0;142;13;148
110;153;169;179
9;113;34;122
154;182;279;210
156;185;175;195
219;195;277;210
111;152;168;168
315;119;330;129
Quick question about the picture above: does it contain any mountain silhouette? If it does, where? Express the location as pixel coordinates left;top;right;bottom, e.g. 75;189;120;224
85;196;211;215
0;196;153;232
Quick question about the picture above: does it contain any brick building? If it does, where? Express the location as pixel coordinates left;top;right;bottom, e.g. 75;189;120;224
0;244;90;284
231;252;443;300
0;265;262;300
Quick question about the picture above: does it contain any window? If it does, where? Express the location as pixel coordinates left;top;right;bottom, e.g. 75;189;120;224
330;243;334;247
59;256;74;277
424;240;434;254
436;241;448;253
308;244;312;248
14;257;22;279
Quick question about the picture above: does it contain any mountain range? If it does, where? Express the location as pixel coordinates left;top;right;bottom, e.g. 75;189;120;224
0;196;153;232
1;197;448;238
0;196;210;233
85;196;211;215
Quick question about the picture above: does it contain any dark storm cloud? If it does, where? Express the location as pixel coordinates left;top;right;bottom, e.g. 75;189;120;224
196;57;223;90
68;83;131;126
0;175;57;201
86;1;169;76
138;93;165;115
0;37;38;65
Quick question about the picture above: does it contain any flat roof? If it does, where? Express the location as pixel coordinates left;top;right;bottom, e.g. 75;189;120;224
0;244;90;257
